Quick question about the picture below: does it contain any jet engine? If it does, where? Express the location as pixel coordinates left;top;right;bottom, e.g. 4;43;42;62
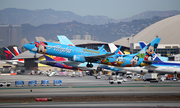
72;55;85;63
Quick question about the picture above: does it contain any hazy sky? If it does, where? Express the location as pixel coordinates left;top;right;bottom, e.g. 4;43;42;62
0;0;180;19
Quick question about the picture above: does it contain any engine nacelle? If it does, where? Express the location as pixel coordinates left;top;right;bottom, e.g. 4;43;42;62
72;55;85;63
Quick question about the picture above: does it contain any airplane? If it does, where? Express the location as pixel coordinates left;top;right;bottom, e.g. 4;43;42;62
97;37;161;69
136;42;180;74
35;35;116;72
23;38;120;68
110;41;180;75
3;47;24;66
57;35;126;72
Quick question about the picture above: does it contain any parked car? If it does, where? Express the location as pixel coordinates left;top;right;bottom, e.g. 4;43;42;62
119;77;128;82
95;75;101;79
109;78;122;84
0;81;11;87
126;74;132;78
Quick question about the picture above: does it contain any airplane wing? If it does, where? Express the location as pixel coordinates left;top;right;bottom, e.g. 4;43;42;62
85;53;115;62
59;61;81;66
36;60;82;67
35;60;57;65
143;60;161;63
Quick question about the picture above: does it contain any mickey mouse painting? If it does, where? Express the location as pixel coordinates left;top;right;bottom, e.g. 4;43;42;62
144;43;158;61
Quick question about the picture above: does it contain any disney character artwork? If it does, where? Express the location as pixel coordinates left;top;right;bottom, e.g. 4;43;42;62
144;43;158;61
34;41;47;54
99;37;160;68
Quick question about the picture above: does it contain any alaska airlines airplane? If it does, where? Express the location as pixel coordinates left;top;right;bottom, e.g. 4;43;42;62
57;35;124;72
35;35;116;71
98;37;161;68
137;42;180;74
23;39;119;68
111;41;180;75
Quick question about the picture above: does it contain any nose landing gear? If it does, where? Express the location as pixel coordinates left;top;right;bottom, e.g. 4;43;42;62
86;63;93;68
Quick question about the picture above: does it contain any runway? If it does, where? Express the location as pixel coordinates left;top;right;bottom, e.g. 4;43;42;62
1;101;180;108
0;75;180;107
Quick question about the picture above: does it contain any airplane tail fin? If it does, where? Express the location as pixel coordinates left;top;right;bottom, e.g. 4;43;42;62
13;47;21;56
139;41;165;62
98;45;107;52
3;47;15;60
43;55;66;62
114;46;122;54
57;35;75;46
136;37;161;62
139;42;146;49
44;55;56;61
108;43;124;55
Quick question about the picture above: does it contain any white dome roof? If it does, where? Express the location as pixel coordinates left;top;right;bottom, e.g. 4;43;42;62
113;15;180;46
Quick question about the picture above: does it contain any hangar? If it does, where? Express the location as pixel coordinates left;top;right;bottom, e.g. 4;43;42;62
113;14;180;58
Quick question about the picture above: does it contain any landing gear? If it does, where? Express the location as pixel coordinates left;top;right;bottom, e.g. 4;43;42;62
97;66;102;71
86;63;93;68
34;54;37;58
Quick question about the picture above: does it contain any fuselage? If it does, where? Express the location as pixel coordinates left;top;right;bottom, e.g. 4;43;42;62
24;41;107;61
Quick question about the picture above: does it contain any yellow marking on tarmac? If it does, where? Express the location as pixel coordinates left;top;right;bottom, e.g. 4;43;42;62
144;85;149;87
69;86;72;88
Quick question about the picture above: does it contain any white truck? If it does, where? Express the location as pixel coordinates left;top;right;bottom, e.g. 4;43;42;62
109;78;123;84
0;81;11;87
143;73;158;81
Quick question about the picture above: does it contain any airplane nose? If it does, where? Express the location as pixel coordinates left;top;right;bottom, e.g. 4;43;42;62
23;44;29;49
23;43;38;52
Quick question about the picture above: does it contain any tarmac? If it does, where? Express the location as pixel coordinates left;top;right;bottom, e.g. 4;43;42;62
0;74;180;108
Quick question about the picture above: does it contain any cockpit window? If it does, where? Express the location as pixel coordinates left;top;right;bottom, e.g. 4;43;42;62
29;43;35;45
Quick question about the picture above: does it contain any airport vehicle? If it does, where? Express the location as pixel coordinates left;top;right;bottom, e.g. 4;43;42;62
41;80;50;86
109;78;122;84
15;81;24;87
126;73;132;78
24;37;120;68
28;80;37;86
0;81;11;87
53;80;62;86
95;75;101;79
143;73;158;81
119;77;128;82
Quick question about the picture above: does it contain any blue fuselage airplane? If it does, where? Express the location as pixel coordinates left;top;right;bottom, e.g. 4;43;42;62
98;37;161;68
24;37;160;70
24;41;118;68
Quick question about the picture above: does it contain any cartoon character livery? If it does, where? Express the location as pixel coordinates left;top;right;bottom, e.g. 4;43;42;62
99;37;161;67
24;38;119;68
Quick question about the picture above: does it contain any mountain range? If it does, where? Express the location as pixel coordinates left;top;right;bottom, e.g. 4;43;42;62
0;8;180;26
21;16;171;43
